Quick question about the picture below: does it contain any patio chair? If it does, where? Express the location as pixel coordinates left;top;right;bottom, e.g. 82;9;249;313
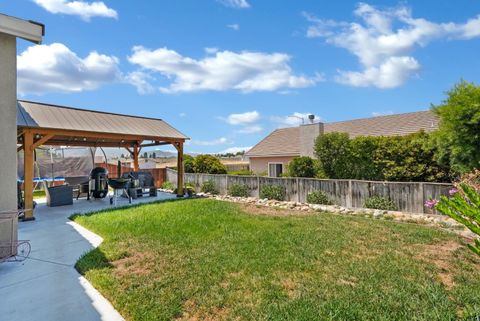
65;176;90;200
43;181;73;207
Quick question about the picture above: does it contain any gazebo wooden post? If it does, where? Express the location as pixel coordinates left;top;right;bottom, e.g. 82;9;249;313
133;143;140;171
174;141;184;197
23;130;34;221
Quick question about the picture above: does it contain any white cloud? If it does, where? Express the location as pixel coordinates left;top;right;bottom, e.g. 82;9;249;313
219;146;252;154
271;112;320;127
33;0;118;21
179;112;187;117
17;43;120;95
227;23;240;31
190;137;232;146
217;0;250;9
125;71;155;94
128;46;319;93
225;111;260;125
305;3;480;88
335;56;420;88
237;125;262;134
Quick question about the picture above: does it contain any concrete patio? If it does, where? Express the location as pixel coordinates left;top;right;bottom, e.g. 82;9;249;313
0;192;177;321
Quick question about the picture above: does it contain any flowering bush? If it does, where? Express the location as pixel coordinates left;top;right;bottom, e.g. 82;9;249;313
429;182;480;256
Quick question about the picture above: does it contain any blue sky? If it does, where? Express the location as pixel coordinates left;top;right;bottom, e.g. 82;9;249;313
2;0;480;154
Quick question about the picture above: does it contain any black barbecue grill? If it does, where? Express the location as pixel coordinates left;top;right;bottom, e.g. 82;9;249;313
121;171;157;198
89;167;108;199
108;177;132;205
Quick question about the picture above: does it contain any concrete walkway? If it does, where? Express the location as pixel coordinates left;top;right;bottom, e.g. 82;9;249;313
0;192;176;321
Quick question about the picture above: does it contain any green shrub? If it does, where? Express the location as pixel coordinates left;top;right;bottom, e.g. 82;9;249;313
201;180;219;194
260;185;286;201
363;196;398;211
228;184;250;197
286;156;318;178
161;181;175;190
306;191;332;205
194;155;227;174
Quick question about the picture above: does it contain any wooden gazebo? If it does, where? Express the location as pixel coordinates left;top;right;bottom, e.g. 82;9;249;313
17;100;188;220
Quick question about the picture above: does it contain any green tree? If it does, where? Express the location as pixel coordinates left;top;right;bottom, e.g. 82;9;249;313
314;132;352;179
193;155;227;174
350;136;383;180
183;154;195;173
431;80;480;174
286;156;318;178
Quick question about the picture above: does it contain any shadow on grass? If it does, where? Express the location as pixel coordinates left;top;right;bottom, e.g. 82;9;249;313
75;247;112;275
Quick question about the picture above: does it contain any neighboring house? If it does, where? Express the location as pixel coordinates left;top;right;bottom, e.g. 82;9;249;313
245;111;439;177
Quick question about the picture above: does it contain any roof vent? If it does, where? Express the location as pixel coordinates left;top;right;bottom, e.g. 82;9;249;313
308;114;315;124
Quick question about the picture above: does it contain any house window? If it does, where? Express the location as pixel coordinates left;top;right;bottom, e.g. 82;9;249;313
268;163;283;177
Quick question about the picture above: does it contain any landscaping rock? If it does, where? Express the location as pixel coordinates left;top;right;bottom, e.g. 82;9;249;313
190;192;471;238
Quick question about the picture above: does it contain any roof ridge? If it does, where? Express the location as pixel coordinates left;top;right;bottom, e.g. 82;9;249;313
326;110;434;125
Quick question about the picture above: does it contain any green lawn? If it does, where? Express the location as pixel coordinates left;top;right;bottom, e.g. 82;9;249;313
33;190;46;199
73;199;480;321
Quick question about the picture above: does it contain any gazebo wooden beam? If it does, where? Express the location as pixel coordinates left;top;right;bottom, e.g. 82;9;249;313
139;141;171;148
31;134;54;150
45;141;132;148
24;127;185;145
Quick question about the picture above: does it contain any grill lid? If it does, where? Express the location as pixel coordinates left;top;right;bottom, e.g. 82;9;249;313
90;167;108;178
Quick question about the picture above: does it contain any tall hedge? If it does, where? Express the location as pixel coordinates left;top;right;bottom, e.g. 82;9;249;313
314;131;451;182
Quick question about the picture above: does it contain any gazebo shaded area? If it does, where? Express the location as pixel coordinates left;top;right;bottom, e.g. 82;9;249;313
17;100;187;220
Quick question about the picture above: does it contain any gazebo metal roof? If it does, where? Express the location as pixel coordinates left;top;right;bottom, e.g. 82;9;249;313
17;100;188;148
17;100;187;220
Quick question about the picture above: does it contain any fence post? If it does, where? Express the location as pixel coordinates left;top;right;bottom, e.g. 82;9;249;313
257;175;260;198
225;175;228;195
419;182;425;214
296;178;300;203
347;180;353;208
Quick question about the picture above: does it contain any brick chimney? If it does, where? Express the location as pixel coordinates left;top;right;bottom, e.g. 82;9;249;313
299;122;324;157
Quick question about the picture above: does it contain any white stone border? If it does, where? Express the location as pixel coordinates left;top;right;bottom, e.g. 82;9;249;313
190;192;476;239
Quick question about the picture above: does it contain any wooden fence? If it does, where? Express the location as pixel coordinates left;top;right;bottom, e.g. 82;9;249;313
166;169;452;214
95;163;166;188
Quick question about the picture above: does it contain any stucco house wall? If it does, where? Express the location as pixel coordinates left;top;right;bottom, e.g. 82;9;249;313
0;33;17;254
249;156;295;175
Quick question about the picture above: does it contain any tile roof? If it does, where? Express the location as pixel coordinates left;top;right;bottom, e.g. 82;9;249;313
246;127;300;157
246;110;438;157
17;100;188;140
324;111;438;137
